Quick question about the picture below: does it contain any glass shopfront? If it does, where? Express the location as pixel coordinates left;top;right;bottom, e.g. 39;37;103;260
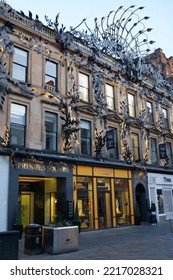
114;179;131;226
75;177;94;231
73;165;134;231
97;178;112;229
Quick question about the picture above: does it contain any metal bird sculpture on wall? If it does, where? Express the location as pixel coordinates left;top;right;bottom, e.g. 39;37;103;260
94;127;107;160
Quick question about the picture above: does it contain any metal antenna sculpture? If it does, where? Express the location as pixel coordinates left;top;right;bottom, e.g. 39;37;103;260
59;61;80;154
70;5;155;82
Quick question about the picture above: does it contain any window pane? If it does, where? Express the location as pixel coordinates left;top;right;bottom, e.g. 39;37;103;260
45;112;57;151
79;73;88;87
81;120;91;155
114;179;131;226
106;84;114;110
45;61;57;90
147;101;154;123
45;76;56;87
10;103;26;146
79;73;89;101
162;108;169;128
151;138;157;162
163;189;173;212
128;93;135;117
10;124;25;146
13;48;28;82
46;61;56;76
11;103;26;125
157;189;164;214
12;64;26;82
14;48;27;66
167;142;172;165
108;128;118;159
131;134;139;160
76;177;94;231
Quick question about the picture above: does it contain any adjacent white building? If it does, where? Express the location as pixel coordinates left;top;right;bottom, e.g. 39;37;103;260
148;173;173;222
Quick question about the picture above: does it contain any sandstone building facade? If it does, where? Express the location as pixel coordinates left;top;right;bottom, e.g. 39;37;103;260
1;2;173;232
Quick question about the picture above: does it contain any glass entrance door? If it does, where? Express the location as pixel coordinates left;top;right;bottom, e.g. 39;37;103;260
21;194;31;228
97;178;112;229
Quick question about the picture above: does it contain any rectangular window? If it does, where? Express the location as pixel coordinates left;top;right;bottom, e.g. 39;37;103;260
108;127;118;159
114;179;131;226
128;93;136;117
80;120;91;155
162;108;169;129
131;133;139;160
157;189;164;214
79;73;89;102
150;138;157;163
44;111;57;151
12;47;28;82
10;103;26;146
45;60;57;92
147;101;154;123
106;84;115;110
76;177;94;231
167;142;173;166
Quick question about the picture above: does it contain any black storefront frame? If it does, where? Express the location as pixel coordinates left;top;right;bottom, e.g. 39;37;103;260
8;158;73;230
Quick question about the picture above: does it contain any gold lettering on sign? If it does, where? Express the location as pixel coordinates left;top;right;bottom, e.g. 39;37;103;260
17;161;70;173
17;162;45;171
94;167;113;177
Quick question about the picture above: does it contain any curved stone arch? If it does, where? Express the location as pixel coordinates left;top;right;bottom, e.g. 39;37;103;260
135;182;148;222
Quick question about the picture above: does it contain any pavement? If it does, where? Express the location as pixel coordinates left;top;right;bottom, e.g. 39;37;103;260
19;221;173;260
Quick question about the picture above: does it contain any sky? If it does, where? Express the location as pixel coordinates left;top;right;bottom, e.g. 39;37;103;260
4;0;173;58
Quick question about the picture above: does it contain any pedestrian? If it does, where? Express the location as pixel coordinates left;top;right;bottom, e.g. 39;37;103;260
150;202;157;225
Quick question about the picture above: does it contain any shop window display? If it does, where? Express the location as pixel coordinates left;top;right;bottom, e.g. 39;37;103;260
114;179;130;226
157;189;164;214
76;177;94;230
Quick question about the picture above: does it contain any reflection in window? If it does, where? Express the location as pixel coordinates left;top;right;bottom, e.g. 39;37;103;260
97;178;112;229
80;120;91;155
162;108;169;129
167;142;173;166
157;189;164;214
12;47;28;82
147;101;154;123
131;133;140;160
106;84;114;110
10;103;26;146
79;72;89;102
128;93;136;117
45;60;57;91
76;177;93;231
108;127;118;159
163;189;173;213
114;179;130;226
151;138;157;163
44;111;57;151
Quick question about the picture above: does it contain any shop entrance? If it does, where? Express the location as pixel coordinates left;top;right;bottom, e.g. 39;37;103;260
21;193;31;228
19;176;66;228
98;190;112;228
136;184;147;222
97;178;112;229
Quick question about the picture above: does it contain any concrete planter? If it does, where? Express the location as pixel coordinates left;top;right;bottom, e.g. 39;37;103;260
42;226;78;255
0;231;19;260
